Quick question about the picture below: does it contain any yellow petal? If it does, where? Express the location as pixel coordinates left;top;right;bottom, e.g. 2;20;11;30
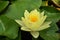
22;17;30;26
21;27;31;31
15;20;24;27
30;31;39;38
30;9;40;17
41;11;44;16
15;19;31;31
39;15;47;26
28;22;41;31
24;10;29;19
38;21;51;31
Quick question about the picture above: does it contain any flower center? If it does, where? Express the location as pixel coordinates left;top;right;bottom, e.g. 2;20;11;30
29;14;38;22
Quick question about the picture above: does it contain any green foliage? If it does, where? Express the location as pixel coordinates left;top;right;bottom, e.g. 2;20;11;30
0;15;19;39
39;6;60;40
0;1;9;13
0;0;60;40
4;0;42;19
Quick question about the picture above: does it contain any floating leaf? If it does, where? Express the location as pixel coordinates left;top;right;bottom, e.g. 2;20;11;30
0;1;9;13
39;6;60;40
0;15;19;39
4;0;42;19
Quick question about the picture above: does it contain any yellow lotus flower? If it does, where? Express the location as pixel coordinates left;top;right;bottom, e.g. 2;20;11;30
15;9;51;38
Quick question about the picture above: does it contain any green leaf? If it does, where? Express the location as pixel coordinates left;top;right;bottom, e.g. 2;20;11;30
0;15;19;39
40;6;60;22
39;6;60;40
5;31;21;40
0;1;9;13
39;23;59;40
4;0;42;19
